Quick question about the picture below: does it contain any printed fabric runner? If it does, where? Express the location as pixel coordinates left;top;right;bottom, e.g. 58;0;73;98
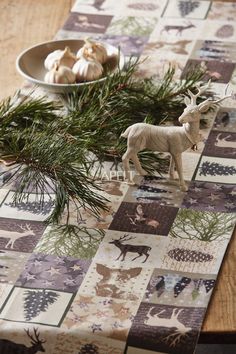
0;1;236;353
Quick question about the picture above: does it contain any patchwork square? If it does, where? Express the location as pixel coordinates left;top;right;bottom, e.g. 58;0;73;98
163;0;211;19
15;253;91;293
0;250;30;284
169;208;235;242
0;286;74;326
94;34;149;56
95;230;169;268
106;16;157;36
202;131;236;159
181;59;235;84
194;156;236;184
62;294;140;342
190;40;236;63
199;21;236;42
123;176;186;208
207;2;236;22
0;191;54;221
143;269;216;308
78;261;152;301
127;303;206;354
109;202;178;236
181;181;236;213
161;237;229;274
150;18;203;41
34;226;104;259
63;12;113;33
0;218;46;253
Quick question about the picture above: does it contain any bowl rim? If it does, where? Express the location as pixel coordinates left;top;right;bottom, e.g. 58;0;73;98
16;38;125;89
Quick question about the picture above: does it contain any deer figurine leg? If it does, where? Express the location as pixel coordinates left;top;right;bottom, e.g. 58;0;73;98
169;155;175;180
131;154;148;176
122;149;133;183
172;154;187;191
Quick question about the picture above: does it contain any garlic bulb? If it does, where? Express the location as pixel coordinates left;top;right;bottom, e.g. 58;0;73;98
44;46;76;70
44;63;76;84
72;56;103;82
77;38;108;64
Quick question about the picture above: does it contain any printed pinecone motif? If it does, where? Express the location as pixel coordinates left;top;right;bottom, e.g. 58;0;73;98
215;25;234;38
178;0;200;17
128;3;158;11
168;248;213;262
199;161;236;176
79;343;99;354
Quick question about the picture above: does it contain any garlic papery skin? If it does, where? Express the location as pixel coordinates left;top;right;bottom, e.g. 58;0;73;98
44;46;76;70
77;39;108;64
44;63;76;84
72;56;103;82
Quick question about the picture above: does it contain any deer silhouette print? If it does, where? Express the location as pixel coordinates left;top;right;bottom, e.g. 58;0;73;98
215;133;236;149
144;307;192;347
0;327;46;353
161;21;195;36
0;224;35;249
109;234;151;263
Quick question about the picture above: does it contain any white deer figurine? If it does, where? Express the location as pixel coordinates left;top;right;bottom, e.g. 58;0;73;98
121;82;232;191
1;224;35;249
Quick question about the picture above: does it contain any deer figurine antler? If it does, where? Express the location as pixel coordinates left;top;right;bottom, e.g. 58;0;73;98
121;81;233;191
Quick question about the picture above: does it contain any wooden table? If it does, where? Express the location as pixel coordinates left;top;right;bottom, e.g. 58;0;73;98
0;0;235;344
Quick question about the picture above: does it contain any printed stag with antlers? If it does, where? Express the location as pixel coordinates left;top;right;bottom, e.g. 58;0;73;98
121;81;232;191
109;234;151;263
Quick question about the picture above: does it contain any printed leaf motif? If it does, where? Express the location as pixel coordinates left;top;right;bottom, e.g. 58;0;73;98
168;248;213;262
178;1;200;17
128;2;159;11
199;161;236;176
23;289;59;321
192;288;200;300
215;25;234;38
174;277;191;297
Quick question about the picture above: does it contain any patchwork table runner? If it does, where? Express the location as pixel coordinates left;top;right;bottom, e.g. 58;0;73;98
0;1;236;353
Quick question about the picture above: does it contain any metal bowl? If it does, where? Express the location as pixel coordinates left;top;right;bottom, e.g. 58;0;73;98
16;39;124;93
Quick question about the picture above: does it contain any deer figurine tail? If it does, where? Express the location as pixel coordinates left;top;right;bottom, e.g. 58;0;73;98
121;126;132;138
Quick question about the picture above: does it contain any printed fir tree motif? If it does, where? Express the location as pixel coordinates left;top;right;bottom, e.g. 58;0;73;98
178;1;200;17
168;248;213;262
23;288;59;321
79;343;99;354
5;200;54;215
199;161;236;176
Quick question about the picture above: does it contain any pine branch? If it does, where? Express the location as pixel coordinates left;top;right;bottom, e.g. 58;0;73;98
0;59;207;225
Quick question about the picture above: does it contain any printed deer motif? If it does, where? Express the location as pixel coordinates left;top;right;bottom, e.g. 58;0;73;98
95;263;142;299
215;133;236;149
144;307;192;347
109;234;151;263
0;224;35;249
0;327;46;354
125;204;159;229
121;81;232;191
146;40;191;55
161;21;195;36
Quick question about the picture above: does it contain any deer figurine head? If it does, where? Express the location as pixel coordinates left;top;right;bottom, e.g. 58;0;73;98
179;81;233;124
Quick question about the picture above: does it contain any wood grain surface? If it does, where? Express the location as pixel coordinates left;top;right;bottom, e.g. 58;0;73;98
0;0;235;341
